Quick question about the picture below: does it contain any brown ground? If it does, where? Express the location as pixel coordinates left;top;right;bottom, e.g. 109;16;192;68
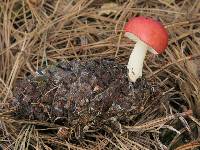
0;0;200;149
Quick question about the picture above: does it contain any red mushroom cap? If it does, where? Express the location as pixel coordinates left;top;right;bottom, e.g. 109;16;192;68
124;16;168;54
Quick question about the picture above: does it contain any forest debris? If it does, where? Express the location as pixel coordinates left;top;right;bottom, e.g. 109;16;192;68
99;3;119;15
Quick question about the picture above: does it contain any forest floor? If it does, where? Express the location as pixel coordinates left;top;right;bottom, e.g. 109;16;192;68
0;0;200;149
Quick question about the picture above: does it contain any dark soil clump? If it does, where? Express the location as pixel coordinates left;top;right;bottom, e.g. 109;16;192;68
9;59;163;139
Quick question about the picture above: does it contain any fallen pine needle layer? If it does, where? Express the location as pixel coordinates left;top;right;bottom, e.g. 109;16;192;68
0;0;200;149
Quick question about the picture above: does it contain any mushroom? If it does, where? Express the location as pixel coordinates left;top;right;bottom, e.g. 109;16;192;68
124;16;168;82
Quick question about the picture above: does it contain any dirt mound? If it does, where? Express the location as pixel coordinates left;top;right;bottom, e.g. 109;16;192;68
10;59;163;140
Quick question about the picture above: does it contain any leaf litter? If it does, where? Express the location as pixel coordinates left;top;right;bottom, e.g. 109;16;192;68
0;0;200;149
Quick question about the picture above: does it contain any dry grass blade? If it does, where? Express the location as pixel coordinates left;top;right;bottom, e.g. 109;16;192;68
0;115;61;128
115;134;149;150
175;139;200;150
91;138;109;150
14;125;34;150
124;110;192;132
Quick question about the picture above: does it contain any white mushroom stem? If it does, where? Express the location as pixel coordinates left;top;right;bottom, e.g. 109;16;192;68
127;40;148;82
